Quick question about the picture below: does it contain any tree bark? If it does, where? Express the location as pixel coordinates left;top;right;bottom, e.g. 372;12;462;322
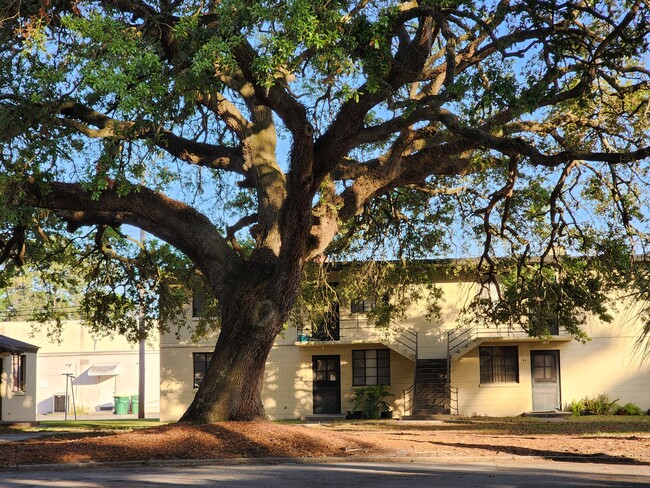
180;273;287;423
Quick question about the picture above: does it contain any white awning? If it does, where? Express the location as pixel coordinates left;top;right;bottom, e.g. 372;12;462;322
87;363;121;376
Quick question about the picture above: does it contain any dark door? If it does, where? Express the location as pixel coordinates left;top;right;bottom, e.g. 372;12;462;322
313;355;341;414
531;350;561;411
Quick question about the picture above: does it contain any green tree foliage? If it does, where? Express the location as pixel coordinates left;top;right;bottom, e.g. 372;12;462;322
0;1;649;421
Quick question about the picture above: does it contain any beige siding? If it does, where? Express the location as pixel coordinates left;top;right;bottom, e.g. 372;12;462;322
453;342;553;416
159;344;204;422
560;316;650;410
410;280;474;359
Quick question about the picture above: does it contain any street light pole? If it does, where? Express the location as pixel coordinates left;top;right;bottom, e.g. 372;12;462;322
62;373;76;420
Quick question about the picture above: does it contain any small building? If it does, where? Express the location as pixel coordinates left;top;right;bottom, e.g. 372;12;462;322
0;321;160;417
160;276;650;421
0;335;39;422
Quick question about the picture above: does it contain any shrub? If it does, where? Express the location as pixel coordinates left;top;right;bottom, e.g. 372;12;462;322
614;402;645;416
350;384;394;418
568;393;621;416
582;393;619;415
567;399;586;416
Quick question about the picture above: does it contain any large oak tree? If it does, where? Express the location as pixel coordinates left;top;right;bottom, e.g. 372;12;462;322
1;0;649;422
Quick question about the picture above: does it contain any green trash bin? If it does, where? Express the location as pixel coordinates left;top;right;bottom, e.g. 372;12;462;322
114;396;130;415
130;395;139;415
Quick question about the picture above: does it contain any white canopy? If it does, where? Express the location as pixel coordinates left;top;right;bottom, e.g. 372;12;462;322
87;363;122;376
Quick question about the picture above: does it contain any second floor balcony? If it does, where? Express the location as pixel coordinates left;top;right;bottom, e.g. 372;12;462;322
295;314;418;362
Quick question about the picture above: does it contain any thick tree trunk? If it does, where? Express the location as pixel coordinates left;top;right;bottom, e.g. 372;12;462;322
180;277;287;423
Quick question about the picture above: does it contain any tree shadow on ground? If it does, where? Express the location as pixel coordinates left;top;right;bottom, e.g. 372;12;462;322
432;441;650;465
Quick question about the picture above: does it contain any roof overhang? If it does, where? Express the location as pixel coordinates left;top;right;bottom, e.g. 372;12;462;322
0;335;40;354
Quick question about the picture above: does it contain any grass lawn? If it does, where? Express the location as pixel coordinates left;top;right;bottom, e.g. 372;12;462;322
0;418;166;433
326;415;650;436
2;415;650;436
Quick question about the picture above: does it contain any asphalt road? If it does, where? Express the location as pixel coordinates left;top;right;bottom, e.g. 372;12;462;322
0;459;648;488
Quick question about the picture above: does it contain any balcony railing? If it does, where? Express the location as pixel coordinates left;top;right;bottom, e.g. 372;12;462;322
297;317;418;360
448;323;568;355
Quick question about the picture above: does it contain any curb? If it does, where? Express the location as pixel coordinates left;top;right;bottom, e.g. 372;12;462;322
2;453;648;472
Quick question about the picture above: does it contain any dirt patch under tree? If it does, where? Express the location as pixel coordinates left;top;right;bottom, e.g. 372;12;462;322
1;419;649;468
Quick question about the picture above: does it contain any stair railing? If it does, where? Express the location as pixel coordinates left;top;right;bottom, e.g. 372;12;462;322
447;325;478;356
297;317;418;361
384;319;418;360
447;384;459;415
402;384;414;415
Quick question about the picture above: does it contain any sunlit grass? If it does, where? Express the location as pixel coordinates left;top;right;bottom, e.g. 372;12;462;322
274;419;305;424
320;415;650;436
4;415;650;436
22;419;166;433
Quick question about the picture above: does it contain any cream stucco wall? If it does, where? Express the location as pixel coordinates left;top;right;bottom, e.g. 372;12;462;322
0;321;160;416
404;279;473;359
452;312;650;416
0;352;38;422
160;320;414;421
160;277;650;420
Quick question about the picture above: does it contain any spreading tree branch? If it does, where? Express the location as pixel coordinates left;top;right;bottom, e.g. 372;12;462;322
18;180;238;289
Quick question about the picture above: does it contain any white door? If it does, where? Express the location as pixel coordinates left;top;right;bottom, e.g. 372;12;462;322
531;350;560;411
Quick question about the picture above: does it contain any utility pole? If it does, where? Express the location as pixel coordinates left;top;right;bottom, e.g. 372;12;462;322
138;227;146;419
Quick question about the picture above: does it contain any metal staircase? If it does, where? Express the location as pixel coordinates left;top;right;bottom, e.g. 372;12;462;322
447;323;570;360
413;359;450;416
403;358;458;419
382;320;418;362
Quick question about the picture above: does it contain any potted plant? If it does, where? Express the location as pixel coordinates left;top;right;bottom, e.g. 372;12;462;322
350;384;394;420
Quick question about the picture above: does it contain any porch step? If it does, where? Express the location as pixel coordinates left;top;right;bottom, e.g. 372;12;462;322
523;411;572;419
410;405;450;415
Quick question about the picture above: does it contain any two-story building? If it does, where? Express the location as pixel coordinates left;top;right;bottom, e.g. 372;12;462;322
160;277;650;421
